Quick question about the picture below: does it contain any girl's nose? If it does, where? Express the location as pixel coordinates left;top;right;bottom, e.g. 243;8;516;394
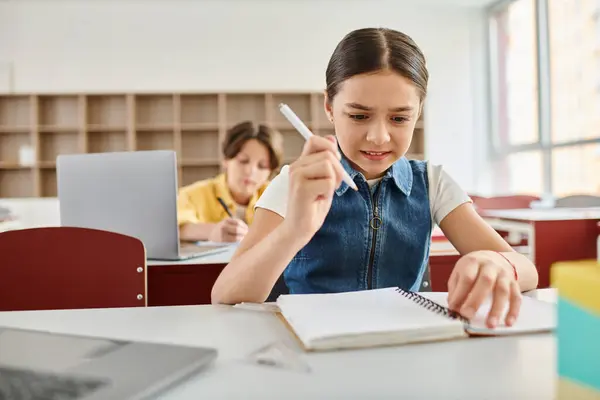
366;120;391;145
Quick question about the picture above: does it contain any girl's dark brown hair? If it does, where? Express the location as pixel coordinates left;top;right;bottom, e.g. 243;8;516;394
325;27;428;105
222;121;283;171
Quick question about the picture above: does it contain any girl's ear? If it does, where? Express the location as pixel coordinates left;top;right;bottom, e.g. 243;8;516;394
323;90;334;123
221;158;229;172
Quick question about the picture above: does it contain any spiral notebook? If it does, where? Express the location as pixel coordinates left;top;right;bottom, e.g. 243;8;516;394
276;287;556;351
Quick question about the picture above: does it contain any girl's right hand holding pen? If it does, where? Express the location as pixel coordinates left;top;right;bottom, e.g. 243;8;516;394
282;135;349;244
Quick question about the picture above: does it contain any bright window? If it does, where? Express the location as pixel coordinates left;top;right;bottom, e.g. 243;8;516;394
506;150;544;195
548;0;600;143
489;0;600;197
552;143;600;196
491;0;539;147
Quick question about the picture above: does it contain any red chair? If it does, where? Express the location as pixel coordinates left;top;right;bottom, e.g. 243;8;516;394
0;227;147;311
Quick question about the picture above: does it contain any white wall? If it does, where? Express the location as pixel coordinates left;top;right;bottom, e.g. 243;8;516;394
0;1;13;92
0;0;490;193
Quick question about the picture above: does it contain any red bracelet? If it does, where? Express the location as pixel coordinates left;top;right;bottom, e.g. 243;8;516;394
495;251;518;281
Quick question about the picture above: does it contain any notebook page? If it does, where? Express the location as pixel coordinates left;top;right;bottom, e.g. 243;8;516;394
276;288;463;345
420;292;556;335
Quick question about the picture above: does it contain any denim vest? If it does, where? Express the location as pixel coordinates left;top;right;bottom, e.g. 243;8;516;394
283;155;432;294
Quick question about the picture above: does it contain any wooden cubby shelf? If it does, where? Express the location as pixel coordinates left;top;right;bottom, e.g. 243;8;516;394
0;95;31;133
0;169;35;198
86;95;127;131
38;95;79;131
0;92;426;198
87;131;128;154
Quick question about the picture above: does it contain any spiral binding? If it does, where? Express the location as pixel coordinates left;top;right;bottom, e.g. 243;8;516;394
395;288;469;323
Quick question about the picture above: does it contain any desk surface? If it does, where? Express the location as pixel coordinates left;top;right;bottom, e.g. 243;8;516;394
483;207;600;221
0;289;557;399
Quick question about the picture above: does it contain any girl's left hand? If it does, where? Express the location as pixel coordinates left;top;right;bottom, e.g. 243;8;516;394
447;250;521;328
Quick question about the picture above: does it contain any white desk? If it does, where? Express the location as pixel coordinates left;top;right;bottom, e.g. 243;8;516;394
0;197;60;230
483;207;600;221
0;289;557;399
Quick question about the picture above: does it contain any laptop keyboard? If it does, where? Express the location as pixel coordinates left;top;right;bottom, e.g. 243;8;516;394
0;366;108;400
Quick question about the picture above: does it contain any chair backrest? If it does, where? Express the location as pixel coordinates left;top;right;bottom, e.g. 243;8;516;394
554;195;600;208
469;195;540;210
0;227;147;311
420;265;432;292
597;222;600;263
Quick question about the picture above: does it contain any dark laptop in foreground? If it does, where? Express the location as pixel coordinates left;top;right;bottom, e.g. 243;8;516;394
57;150;233;261
0;326;217;400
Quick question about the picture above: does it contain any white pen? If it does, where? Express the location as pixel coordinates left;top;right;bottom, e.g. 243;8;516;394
278;103;358;191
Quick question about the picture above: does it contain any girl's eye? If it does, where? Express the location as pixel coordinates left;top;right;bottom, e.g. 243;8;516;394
349;114;368;120
391;116;409;123
239;159;250;164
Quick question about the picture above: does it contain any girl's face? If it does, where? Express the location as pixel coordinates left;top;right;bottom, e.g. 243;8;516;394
325;70;422;180
223;139;272;201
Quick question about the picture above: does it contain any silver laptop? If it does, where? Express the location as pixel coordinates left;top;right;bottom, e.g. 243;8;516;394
57;150;231;261
0;326;217;399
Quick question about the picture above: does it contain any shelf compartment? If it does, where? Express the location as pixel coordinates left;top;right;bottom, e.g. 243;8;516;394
0;96;31;130
311;92;330;129
280;129;307;163
271;94;311;126
225;94;266;124
88;131;128;153
0;163;34;170
135;124;175;132
135;131;174;151
0;132;32;166
135;95;174;126
181;130;219;161
39;131;80;163
38;126;79;133
316;127;335;138
180;94;219;125
38;95;79;128
86;95;127;128
0;169;34;197
180;159;220;167
180;123;219;131
41;168;57;197
180;165;220;187
408;130;425;156
87;125;127;132
38;161;56;169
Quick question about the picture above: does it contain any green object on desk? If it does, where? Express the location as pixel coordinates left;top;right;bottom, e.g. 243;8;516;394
557;297;600;392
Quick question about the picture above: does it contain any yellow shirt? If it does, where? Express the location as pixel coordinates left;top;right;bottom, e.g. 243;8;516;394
177;173;269;226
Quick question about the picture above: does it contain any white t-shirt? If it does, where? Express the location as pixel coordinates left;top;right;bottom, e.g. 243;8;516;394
254;162;472;228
